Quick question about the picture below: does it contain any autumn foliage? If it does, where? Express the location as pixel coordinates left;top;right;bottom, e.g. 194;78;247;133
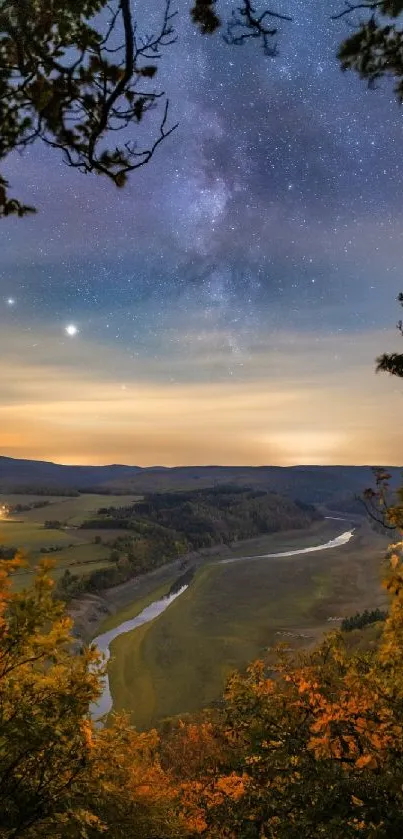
175;533;403;838
0;555;184;838
2;494;403;837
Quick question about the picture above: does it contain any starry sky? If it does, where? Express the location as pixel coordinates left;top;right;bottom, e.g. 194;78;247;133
1;0;403;467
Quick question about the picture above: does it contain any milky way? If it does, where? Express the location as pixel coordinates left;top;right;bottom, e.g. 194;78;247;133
1;1;403;465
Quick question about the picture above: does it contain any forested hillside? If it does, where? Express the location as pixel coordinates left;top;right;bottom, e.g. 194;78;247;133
58;487;320;600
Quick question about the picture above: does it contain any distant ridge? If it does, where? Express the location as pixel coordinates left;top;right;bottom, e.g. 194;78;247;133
0;456;143;488
0;456;401;505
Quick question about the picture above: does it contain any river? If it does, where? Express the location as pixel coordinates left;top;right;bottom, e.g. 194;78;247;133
90;585;188;720
91;526;354;721
220;527;354;564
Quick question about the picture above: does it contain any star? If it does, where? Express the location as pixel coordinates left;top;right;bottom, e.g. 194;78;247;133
6;298;15;306
65;324;78;337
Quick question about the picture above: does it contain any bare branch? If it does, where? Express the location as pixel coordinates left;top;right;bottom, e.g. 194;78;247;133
0;0;291;213
223;0;291;56
332;1;383;20
359;469;400;533
0;0;179;200
359;493;397;531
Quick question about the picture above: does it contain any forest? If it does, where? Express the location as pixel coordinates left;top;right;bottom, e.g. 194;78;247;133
56;487;320;600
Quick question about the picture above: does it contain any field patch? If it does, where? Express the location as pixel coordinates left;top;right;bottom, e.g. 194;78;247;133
0;520;76;550
4;535;113;591
6;494;141;525
0;495;133;590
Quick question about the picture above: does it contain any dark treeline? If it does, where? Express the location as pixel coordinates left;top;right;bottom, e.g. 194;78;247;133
10;501;50;513
0;486;80;496
341;608;388;632
86;486;321;547
0;545;17;560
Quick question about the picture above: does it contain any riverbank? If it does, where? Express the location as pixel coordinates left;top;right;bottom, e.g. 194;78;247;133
70;518;340;642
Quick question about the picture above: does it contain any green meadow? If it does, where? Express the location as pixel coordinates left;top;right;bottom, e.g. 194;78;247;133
106;521;388;730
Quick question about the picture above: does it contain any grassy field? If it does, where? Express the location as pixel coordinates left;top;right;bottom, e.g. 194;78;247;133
0;522;113;590
0;493;140;525
0;520;77;553
0;492;140;590
107;521;389;730
95;519;340;635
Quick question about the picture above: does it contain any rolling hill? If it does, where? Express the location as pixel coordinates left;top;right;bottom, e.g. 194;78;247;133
1;456;401;506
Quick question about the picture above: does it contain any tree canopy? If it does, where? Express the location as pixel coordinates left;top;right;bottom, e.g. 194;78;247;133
0;554;184;838
336;0;403;99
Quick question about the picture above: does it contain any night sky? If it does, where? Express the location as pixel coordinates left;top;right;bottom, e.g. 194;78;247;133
1;0;403;466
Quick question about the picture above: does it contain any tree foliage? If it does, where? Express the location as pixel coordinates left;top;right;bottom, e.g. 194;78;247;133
376;293;403;378
336;1;403;99
0;0;292;218
0;0;179;217
341;606;387;631
6;0;401;219
0;555;183;838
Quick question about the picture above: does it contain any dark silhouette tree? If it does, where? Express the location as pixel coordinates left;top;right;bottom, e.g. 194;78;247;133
0;0;179;217
376;293;403;378
223;0;291;56
0;0;290;218
334;1;403;100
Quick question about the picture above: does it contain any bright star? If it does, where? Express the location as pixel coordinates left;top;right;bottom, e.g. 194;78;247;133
65;324;78;336
6;298;15;306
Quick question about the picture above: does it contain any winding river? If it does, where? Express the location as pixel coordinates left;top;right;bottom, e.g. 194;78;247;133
220;527;354;564
91;586;188;720
91;527;354;721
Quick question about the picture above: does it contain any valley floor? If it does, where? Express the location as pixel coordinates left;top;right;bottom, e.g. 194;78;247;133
93;517;388;730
